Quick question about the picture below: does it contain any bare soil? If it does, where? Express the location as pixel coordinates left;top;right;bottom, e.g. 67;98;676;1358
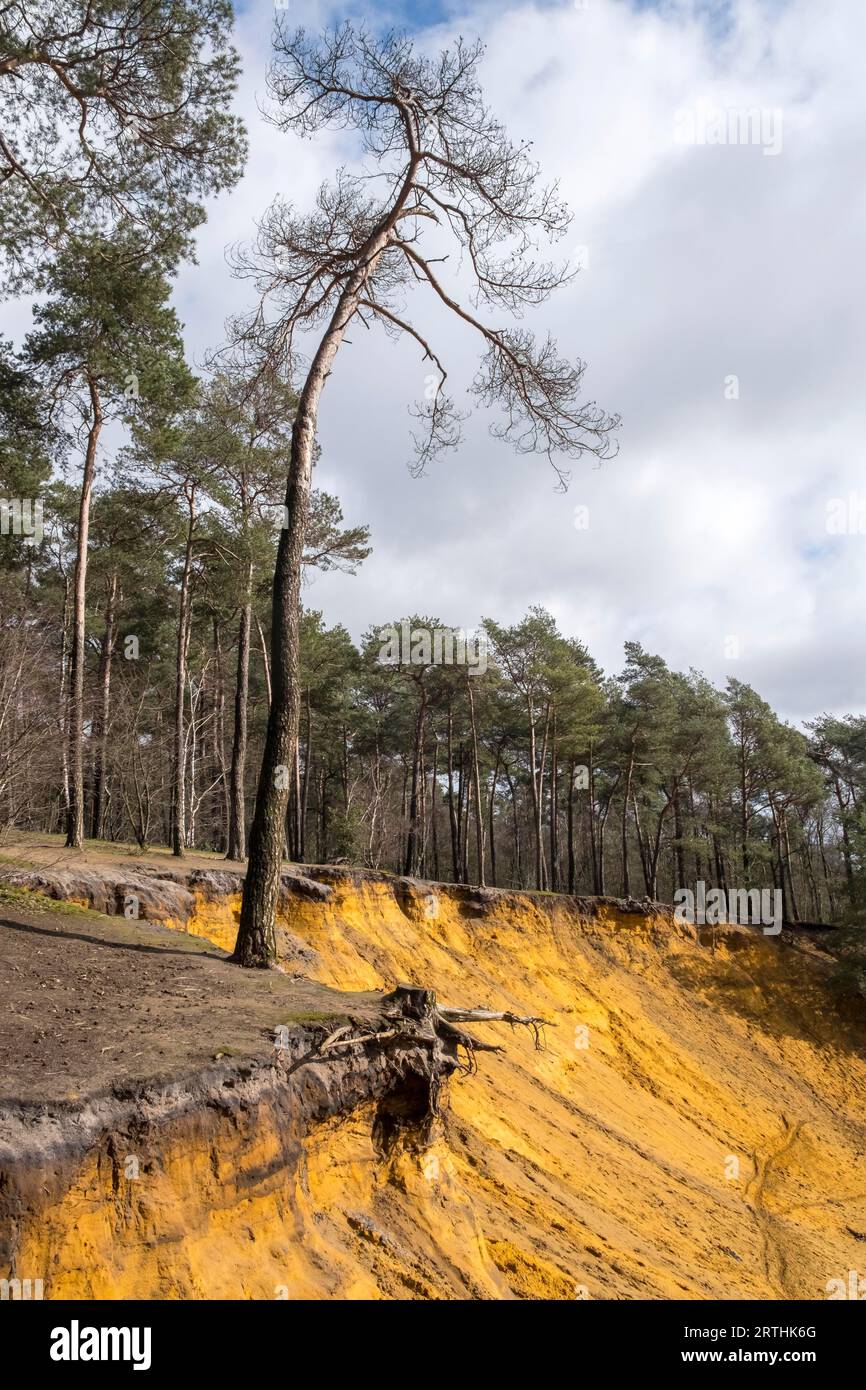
0;828;254;876
0;887;379;1105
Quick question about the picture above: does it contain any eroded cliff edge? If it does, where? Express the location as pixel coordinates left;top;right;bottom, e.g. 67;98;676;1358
3;853;866;1300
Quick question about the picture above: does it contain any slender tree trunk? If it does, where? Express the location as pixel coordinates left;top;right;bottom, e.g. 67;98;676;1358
566;755;576;894
673;789;686;890
418;739;428;877
504;764;521;887
488;743;502;888
536;704;550;890
188;671;200;849
319;766;328;862
832;776;856;904
549;713;559;892
368;734;383;866
446;698;460;882
58;573;71;825
234;126;425;962
172;482;196;858
300;704;312;861
782;811;800;922
214;622;230;856
621;744;635;896
467;677;485;886
526;695;542;889
690;780;703;883
458;753;470;882
233;336;346;947
65;378;103;848
816;813;837;920
647;802;669;901
802;823;820;920
404;679;428;875
598;795;613;894
739;740;750;879
213;618;229;853
226;561;253;861
285;760;296;860
256;614;272;706
90;570;117;840
633;792;651;892
589;750;600;893
430;740;440;880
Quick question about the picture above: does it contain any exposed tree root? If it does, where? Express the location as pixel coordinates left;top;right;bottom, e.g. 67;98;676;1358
320;1026;399;1052
315;987;555;1077
437;1006;553;1053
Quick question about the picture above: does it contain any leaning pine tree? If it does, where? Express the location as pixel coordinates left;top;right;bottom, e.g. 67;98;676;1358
231;22;619;967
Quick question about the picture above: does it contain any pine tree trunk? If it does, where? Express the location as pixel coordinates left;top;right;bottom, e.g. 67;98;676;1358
598;795;611;894
488;744;502;888
782;812;800;922
549;714;559;892
226;562;253;861
832;777;856;904
446;698;460;882
673;789;686;890
212;618;229;853
816;813;837;919
319;766;328;862
234;140;433;961
505;764;521;887
90;570;117;840
430;740;440;880
526;696;542;889
589;750;600;893
256;614;272;706
235;287;369;959
467;677;485;886
58;573;71;827
739;740;750;879
172;482;196;858
567;755;576;894
621;746;635;896
404;680;428;875
300;697;313;861
65;378;103;849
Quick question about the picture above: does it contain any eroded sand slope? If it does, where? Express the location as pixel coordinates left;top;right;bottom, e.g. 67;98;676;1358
178;873;866;1299
3;851;866;1300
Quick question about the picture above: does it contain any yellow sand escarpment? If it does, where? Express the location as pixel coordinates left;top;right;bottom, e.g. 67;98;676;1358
186;874;866;1300
3;856;866;1300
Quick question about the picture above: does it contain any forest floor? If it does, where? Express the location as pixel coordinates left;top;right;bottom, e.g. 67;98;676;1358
0;886;377;1105
0;828;254;877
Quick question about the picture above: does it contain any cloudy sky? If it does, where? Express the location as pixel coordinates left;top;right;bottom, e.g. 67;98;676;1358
47;0;866;721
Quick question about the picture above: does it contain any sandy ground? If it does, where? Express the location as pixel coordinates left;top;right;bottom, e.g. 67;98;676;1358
0;829;254;877
0;888;377;1103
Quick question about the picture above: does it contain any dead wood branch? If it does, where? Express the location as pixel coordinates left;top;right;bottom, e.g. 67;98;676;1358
437;1005;554;1052
320;1027;398;1052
